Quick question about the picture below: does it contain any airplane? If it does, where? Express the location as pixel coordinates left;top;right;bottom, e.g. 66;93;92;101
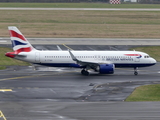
5;26;156;76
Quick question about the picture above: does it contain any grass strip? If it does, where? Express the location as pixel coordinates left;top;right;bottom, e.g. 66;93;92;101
0;66;6;70
0;47;30;69
126;84;160;101
0;3;160;8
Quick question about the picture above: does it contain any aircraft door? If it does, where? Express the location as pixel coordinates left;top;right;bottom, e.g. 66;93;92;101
135;56;140;62
35;52;40;62
135;57;140;62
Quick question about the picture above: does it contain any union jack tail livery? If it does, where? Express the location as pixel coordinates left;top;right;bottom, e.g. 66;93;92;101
8;26;34;52
5;26;35;58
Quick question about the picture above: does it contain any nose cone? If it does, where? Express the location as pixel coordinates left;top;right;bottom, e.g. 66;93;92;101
151;58;156;65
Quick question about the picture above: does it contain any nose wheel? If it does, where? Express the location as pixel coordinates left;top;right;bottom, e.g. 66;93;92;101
134;67;138;75
81;69;89;76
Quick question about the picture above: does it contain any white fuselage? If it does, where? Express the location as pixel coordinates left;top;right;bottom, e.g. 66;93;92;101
16;50;156;68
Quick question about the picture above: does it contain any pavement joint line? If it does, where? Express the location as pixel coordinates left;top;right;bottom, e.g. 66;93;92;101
0;110;7;120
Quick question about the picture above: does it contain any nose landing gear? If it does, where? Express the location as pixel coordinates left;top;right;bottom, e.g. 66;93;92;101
134;67;138;75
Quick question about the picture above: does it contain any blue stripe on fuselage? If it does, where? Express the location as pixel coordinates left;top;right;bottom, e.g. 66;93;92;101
34;63;156;68
35;63;84;68
115;63;156;68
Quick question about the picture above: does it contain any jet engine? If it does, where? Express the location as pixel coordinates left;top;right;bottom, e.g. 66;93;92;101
96;64;115;74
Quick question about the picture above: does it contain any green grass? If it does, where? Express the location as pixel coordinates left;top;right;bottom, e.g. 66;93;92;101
0;66;6;69
132;46;160;61
126;84;160;101
0;3;160;8
0;47;30;69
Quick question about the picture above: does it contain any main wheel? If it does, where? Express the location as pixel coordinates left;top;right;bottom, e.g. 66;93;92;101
134;71;138;75
81;70;89;76
81;69;85;75
84;71;89;76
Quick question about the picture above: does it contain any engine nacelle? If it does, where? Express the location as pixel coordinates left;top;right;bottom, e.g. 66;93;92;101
98;64;114;74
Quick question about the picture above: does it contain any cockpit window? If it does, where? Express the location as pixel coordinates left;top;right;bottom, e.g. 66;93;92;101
144;56;150;58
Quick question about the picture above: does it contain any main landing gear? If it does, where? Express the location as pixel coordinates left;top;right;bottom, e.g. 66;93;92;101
134;67;138;75
81;69;89;76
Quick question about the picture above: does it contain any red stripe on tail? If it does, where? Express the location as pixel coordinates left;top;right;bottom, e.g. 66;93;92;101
15;47;32;54
9;30;26;41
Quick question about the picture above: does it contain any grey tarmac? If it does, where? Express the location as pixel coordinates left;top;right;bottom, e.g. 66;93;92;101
0;102;160;120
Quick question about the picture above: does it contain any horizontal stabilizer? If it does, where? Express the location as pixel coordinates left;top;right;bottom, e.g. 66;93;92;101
5;52;26;58
11;54;26;57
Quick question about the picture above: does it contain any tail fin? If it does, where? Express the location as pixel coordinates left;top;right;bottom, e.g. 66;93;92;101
8;26;35;53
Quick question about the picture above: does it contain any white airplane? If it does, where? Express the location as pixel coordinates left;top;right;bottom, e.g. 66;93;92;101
5;26;156;76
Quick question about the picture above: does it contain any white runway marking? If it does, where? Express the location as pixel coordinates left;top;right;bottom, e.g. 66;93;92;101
0;41;7;42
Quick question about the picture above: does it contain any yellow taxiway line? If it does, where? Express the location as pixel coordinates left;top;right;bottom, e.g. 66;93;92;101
0;89;12;92
63;44;73;50
0;110;7;120
0;76;36;82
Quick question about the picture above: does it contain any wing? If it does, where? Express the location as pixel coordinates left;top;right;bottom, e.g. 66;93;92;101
68;50;112;67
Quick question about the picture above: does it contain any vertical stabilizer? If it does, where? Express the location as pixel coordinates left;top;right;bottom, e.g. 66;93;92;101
8;26;34;53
